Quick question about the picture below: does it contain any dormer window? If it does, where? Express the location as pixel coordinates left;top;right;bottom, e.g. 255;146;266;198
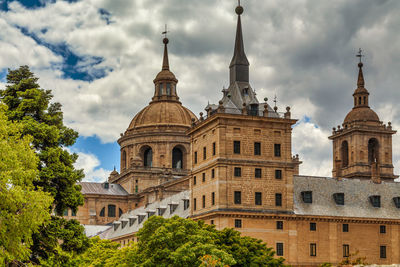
369;195;381;208
250;104;258;116
333;193;344;205
393;197;400;208
104;182;109;189
301;191;312;203
243;88;249;95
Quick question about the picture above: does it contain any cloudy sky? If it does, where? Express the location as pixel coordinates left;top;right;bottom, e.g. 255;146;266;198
1;0;400;182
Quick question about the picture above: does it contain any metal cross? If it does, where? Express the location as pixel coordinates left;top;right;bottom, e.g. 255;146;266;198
273;94;277;108
356;48;363;63
238;0;241;6
162;24;169;38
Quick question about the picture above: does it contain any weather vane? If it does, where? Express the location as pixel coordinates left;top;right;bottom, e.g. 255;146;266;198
238;0;241;6
162;24;169;39
273;93;277;108
356;48;363;63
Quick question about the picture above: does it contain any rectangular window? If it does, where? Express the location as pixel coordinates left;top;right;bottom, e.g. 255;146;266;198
183;199;190;210
203;147;207;160
63;209;68;216
202;173;206;182
213;142;216;155
255;168;262;178
343;224;349;232
234;191;241;204
234;219;242;228
212;192;215;206
301;191;313;203
275;193;282;207
255;192;262;205
310;243;317;257
274;144;281;157
380;246;386;259
276;243;284;256
202;195;206;208
234;141;241;154
234;167;242;177
193;176;196;185
211;220;214;225
343;244;349;257
277;221;283;230
275;169;282;179
194;151;198;164
254;142;261;155
380;225;386;234
108;205;116;217
194;198;197;211
71;210;76;216
310;222;316;231
211;169;215;178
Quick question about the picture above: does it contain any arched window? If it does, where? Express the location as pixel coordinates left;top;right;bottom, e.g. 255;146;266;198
108;204;116;217
144;148;153;167
122;150;127;170
358;97;361;105
368;138;379;164
100;207;105;217
119;208;123;217
363;96;366;105
172;147;183;169
159;84;163;95
166;83;171;95
341;141;349;167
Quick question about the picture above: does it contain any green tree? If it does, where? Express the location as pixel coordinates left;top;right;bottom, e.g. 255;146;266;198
0;104;53;264
0;66;89;263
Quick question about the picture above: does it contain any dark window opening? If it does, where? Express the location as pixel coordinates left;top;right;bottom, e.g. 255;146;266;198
380;246;386;259
277;221;283;230
172;147;183;169
100;207;105;217
193;176;196;185
302;191;313;203
71;210;76;216
212;142;216;155
275;169;282;179
255;192;262;205
159;84;163;95
211;169;215;178
254;142;261;155
380;225;386;234
363;96;366;105
358;97;361;105
394;197;400;208
108;205;116;217
144;148;152;167
203;147;207;160
343;224;349;232
234;141;241;154
63;209;68;216
202;173;206;182
250;104;258;116
343;244;349;257
235;219;242;228
341;141;349;167
255;168;262;178
369;195;381;208
194;198;197;211
275;193;282;207
202;195;206;208
310;243;317;256
368;138;379;164
234;191;241;204
276;243;284;256
274;144;281;157
122;150;127;170
333;193;345;205
211;220;214;225
119;208;123;217
166;83;171;95
212;192;215;205
310;222;316;231
234;167;242;177
194;151;197;164
183;199;190;210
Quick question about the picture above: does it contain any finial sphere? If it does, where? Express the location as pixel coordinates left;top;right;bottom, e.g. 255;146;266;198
163;37;169;44
235;5;243;15
358;62;363;68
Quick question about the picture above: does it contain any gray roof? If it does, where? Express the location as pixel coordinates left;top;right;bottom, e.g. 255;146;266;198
83;225;112;237
79;182;128;196
294;175;400;219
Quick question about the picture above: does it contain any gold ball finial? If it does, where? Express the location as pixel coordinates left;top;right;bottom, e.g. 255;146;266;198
163;37;169;44
235;5;243;15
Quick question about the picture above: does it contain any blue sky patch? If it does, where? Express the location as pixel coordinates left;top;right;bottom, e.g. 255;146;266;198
0;0;80;11
0;68;7;82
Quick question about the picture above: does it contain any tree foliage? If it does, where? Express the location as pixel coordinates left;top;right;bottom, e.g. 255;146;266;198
0;104;53;264
71;216;286;267
0;66;88;263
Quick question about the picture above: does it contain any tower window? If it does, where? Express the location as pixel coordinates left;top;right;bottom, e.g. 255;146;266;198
255;192;262;205
212;192;215;205
275;193;282;207
275;169;282;179
254;142;261;155
255;168;262;178
358;97;361;105
301;191;313;203
144;148;152;167
166;83;171;95
234;167;242;177
234;141;241;154
276;243;284;256
274;144;281;157
234;191;241;204
333;193;345;205
122;150;127;170
203;146;207;160
368;138;379;164
341;141;349;167
194;151;197;164
363;96;366;105
159;84;163;95
194;198;197;211
172;147;183;169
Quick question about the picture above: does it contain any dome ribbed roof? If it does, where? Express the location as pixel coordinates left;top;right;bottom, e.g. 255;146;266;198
128;101;197;130
344;107;380;124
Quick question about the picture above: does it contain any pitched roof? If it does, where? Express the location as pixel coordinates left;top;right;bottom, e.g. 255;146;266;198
79;182;128;196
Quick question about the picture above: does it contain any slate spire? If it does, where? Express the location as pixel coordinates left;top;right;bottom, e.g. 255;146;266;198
229;2;250;85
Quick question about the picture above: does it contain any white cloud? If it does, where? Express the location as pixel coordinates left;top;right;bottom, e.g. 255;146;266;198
72;149;112;182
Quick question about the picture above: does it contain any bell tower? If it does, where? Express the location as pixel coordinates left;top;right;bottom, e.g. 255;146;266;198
329;50;397;182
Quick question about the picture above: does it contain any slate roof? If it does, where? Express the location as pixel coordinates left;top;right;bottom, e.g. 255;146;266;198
294;175;400;219
79;182;128;196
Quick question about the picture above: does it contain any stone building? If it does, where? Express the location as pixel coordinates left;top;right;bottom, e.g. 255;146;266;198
70;3;400;266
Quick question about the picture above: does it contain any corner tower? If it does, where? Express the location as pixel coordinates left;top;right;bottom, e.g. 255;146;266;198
329;53;397;182
113;36;197;196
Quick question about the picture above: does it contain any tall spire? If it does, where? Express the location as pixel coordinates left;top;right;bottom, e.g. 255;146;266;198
229;2;249;85
356;48;364;88
162;38;170;70
352;48;369;108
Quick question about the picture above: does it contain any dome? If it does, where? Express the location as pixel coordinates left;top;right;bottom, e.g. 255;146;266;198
344;107;380;124
128;101;197;130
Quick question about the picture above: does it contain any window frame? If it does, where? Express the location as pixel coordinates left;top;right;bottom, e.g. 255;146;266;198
275;169;282;179
274;143;281;157
276;243;284;256
343;223;349;232
234;219;242;228
234;167;242;177
275;193;282;207
310;222;317;231
255;168;262;178
255;192;262;205
310;243;317;257
380;245;386;259
233;141;241;154
254;142;261;155
234;191;242;204
276;221;283;230
343;244;349;257
380;225;386;234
